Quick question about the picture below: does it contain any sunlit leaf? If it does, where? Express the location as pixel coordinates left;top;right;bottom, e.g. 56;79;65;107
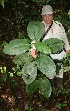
22;61;37;85
27;21;44;42
44;38;64;54
35;42;51;54
13;52;33;65
26;77;52;98
39;77;52;98
68;10;70;18
26;79;40;94
37;53;56;79
0;0;5;8
64;66;70;72
3;39;30;55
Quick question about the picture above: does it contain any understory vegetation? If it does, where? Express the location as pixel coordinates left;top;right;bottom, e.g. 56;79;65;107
0;0;70;111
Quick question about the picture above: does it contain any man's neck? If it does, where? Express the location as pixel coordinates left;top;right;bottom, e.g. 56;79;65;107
46;22;53;27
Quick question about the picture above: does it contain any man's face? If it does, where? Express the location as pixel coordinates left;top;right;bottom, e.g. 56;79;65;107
42;14;53;25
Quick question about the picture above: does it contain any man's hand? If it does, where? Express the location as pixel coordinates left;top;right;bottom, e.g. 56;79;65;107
30;49;38;58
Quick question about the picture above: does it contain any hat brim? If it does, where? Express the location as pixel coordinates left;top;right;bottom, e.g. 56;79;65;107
41;12;53;15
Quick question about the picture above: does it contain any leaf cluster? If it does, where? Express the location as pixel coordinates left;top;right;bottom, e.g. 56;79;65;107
3;21;64;98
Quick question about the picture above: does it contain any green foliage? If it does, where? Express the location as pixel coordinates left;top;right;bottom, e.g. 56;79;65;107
37;53;56;79
68;10;70;18
35;38;64;55
3;39;31;55
67;10;70;34
62;11;70;73
63;53;70;72
55;102;67;109
0;66;6;74
39;77;52;98
3;21;64;98
44;38;64;53
0;34;2;38
32;0;51;5
35;42;51;54
26;79;40;94
0;66;22;82
21;53;56;85
12;66;22;76
0;66;13;82
13;52;33;66
26;106;33;111
27;21;44;42
57;88;70;95
33;0;46;3
68;27;70;34
64;66;70;72
0;0;5;7
26;77;52;98
22;61;37;85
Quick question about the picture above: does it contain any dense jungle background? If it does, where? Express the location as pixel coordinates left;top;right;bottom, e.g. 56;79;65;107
0;0;70;111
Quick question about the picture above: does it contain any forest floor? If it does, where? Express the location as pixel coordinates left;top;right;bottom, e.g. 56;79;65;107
0;48;70;111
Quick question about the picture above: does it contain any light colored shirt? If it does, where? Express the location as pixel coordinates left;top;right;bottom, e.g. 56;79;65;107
42;20;70;60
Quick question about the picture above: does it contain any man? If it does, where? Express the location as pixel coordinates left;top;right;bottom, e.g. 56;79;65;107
31;5;70;93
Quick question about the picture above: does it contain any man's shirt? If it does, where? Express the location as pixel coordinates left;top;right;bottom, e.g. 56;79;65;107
42;20;70;51
42;20;70;60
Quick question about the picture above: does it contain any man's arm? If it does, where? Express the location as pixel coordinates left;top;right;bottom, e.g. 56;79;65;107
59;23;70;53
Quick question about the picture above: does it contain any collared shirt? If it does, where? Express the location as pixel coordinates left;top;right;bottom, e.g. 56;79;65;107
42;20;70;51
42;20;70;60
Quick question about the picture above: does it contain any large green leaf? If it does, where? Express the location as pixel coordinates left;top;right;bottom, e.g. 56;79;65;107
27;21;44;42
3;39;30;55
39;77;52;98
35;42;51;54
37;53;56;79
26;79;40;94
22;61;37;85
26;77;52;98
13;52;33;65
44;38;64;54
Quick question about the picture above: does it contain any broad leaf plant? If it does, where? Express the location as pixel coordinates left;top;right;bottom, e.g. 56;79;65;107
3;21;64;98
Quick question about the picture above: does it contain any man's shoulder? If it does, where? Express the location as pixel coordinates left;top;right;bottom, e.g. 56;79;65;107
53;20;64;30
53;20;66;33
53;20;62;26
